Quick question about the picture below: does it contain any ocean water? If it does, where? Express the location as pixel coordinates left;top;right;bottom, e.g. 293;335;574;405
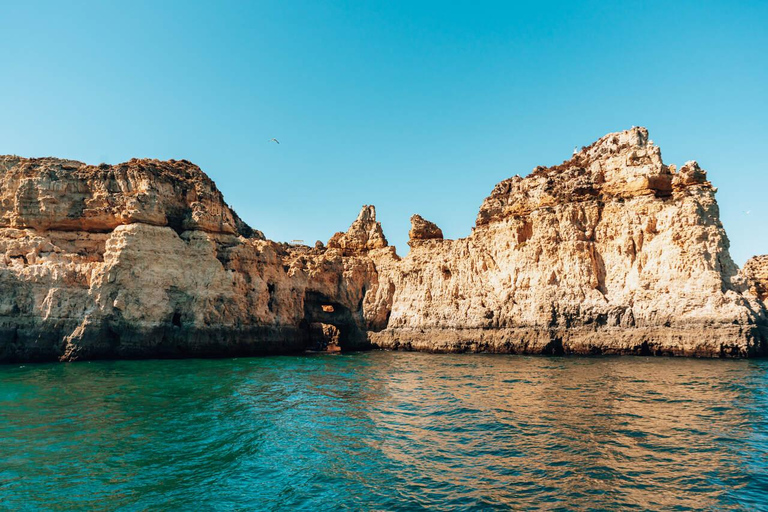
1;353;767;511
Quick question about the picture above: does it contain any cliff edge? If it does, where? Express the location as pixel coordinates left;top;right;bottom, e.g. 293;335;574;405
0;127;765;361
370;128;767;356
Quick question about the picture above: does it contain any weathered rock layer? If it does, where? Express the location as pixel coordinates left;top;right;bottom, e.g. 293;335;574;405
1;127;766;361
743;255;768;302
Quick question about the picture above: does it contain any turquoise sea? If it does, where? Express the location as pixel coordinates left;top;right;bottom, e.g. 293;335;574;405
1;352;767;510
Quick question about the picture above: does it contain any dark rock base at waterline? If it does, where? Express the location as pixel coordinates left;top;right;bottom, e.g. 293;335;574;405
370;325;768;358
0;324;352;363
2;323;767;363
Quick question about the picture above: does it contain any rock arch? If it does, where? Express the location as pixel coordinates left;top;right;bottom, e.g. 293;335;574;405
301;291;367;352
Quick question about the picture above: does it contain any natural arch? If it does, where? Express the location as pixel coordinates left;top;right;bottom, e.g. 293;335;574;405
301;291;365;352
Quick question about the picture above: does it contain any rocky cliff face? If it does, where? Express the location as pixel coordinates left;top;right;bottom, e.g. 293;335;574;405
0;157;387;361
408;215;443;245
369;129;767;356
743;255;768;302
0;156;259;237
1;127;766;361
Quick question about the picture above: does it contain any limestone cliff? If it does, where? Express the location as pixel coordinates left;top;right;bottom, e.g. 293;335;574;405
743;255;768;302
0;127;766;361
0;156;259;237
0;157;383;361
370;128;767;356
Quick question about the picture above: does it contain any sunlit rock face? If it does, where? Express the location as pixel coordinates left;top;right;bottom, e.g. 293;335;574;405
0;156;260;237
742;255;768;302
0;127;766;361
0;157;382;361
327;205;388;254
408;215;443;246
368;128;768;356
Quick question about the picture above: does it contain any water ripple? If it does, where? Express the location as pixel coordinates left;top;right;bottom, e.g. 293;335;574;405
1;353;767;510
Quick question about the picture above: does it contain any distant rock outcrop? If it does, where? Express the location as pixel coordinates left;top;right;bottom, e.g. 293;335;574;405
408;215;443;245
743;255;768;302
370;128;767;356
0;127;766;361
327;205;388;254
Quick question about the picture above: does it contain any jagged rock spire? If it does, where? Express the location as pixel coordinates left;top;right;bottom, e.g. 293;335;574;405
327;205;388;254
476;126;712;227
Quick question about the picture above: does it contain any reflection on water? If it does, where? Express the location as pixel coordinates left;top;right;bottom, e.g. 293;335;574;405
1;353;767;510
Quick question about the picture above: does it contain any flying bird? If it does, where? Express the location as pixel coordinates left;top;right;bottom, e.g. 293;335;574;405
268;138;280;144
745;210;751;215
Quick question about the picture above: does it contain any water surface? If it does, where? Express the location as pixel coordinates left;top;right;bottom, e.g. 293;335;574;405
1;353;767;510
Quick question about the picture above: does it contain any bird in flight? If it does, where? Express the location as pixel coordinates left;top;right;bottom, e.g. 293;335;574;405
268;138;280;144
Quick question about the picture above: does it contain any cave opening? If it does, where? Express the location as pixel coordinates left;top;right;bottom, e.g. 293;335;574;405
301;291;362;352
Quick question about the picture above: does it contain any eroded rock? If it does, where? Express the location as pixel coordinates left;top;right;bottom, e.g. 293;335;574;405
327;205;388;254
370;127;767;357
743;255;768;302
0;127;766;361
0;156;261;237
408;214;443;245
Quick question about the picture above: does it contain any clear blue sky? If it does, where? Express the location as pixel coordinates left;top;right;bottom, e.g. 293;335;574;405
1;1;766;264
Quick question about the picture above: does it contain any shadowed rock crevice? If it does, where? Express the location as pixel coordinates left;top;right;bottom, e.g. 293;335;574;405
301;291;365;351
